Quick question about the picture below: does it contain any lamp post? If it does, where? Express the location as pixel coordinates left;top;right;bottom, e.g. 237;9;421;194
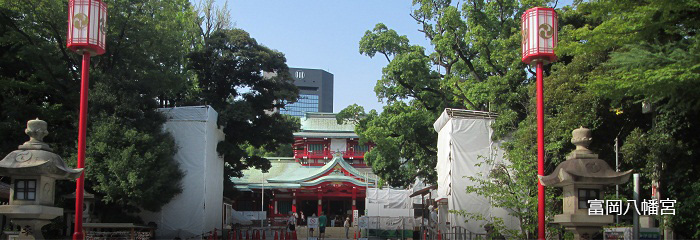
521;7;557;240
67;1;107;239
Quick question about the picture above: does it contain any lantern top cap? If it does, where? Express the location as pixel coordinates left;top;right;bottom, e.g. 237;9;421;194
538;127;632;187
522;7;558;17
524;7;556;11
0;119;83;179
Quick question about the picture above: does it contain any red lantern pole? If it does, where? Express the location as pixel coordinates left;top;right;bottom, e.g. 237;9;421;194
522;8;556;239
68;1;106;238
536;61;545;240
73;52;90;240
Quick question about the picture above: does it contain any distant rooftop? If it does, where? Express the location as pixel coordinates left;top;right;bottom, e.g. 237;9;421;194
299;112;355;132
232;155;377;191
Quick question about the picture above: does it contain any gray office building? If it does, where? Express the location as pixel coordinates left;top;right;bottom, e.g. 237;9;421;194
280;68;333;117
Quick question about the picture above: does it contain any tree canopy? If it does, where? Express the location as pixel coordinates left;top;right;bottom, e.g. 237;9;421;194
0;0;300;222
347;0;700;238
187;28;300;195
0;0;198;215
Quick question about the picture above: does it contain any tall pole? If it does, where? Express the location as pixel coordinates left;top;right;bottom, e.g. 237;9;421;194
615;137;619;224
262;172;265;228
633;174;640;240
536;61;546;240
73;52;91;240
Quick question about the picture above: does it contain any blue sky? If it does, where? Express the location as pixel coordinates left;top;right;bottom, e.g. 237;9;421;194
222;1;572;113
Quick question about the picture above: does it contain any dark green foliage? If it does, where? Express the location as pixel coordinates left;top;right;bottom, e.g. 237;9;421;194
187;29;300;197
347;0;549;237
350;0;700;238
339;103;439;187
0;0;197;216
548;0;700;237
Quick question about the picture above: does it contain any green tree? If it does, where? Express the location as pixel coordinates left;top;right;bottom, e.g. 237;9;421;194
338;103;438;186
187;28;300;197
84;0;200;214
0;0;199;217
552;0;700;237
479;0;700;237
346;0;553;237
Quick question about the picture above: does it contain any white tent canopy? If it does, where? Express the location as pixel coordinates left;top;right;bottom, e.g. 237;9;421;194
434;108;519;235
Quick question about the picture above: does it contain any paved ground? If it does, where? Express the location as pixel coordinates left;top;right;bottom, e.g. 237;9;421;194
296;226;360;239
231;226;363;240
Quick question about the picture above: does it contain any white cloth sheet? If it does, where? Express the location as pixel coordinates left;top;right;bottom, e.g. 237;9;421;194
140;106;225;238
434;109;519;235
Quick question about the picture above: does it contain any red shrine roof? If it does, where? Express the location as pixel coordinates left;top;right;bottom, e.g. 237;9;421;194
232;154;377;191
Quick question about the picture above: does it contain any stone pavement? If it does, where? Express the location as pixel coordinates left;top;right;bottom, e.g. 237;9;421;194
295;226;360;240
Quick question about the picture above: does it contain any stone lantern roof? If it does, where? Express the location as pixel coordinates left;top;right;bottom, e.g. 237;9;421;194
539;127;632;187
0;119;82;179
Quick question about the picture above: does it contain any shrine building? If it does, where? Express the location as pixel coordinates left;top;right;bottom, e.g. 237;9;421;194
232;113;378;220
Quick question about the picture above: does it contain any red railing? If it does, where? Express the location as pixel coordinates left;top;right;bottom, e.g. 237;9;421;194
294;150;369;158
293;150;332;159
293;150;370;165
343;150;367;159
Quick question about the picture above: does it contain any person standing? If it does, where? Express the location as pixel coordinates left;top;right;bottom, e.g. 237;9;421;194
287;211;296;233
428;205;438;240
344;217;351;239
429;205;438;229
319;211;327;240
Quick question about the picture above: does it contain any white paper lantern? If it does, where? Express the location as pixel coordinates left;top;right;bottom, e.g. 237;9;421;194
67;0;107;55
521;7;557;64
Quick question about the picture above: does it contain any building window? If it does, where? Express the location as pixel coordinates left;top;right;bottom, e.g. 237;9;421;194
353;144;369;152
278;200;292;214
578;188;600;209
280;94;319;117
15;179;36;200
308;144;324;152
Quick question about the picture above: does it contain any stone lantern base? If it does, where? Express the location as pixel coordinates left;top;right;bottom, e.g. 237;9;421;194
554;214;613;240
0;205;63;240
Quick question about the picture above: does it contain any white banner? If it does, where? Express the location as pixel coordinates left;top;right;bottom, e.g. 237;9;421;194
358;216;369;229
307;217;319;229
353;210;359;227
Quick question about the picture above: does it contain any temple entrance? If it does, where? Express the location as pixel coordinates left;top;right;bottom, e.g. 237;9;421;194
299;200;318;221
325;199;350;227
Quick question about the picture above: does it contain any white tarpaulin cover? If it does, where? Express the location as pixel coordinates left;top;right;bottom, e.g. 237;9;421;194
366;188;413;217
141;106;225;239
434;109;519;235
410;178;436;204
231;210;254;225
359;216;417;230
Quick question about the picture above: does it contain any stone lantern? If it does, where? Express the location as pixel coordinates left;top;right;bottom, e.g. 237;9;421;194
539;127;632;240
0;119;83;239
